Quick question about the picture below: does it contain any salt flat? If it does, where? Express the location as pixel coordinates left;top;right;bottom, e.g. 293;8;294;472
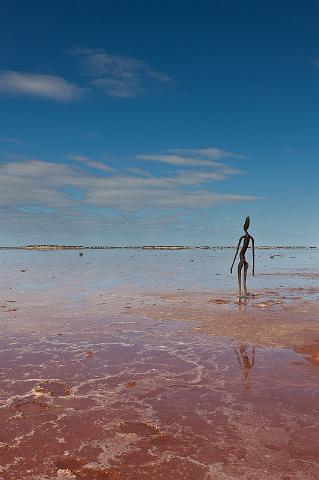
0;249;319;479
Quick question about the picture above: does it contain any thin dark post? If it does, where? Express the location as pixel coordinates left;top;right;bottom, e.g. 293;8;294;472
230;216;255;299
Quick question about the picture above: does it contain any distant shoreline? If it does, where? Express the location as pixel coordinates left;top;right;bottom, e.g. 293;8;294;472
0;245;317;251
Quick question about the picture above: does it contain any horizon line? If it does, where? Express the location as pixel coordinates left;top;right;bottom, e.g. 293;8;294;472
0;244;318;250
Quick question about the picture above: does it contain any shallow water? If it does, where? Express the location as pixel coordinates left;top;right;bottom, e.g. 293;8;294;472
0;249;319;479
1;248;319;294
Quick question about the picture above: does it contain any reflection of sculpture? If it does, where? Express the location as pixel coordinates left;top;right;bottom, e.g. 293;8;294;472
230;216;255;299
234;345;255;391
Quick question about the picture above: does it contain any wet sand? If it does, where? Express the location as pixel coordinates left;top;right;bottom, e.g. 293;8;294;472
1;252;319;479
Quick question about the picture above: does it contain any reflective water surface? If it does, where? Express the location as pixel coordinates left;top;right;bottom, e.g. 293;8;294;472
0;249;319;479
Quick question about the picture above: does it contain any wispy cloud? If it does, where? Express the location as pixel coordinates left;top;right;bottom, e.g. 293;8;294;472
82;176;258;209
136;147;245;168
66;154;115;172
0;154;258;214
136;154;225;168
0;49;172;102
0;71;81;101
170;171;227;183
66;155;93;163
169;147;246;160
0;159;73;208
85;161;115;172
0;136;22;144
71;48;173;98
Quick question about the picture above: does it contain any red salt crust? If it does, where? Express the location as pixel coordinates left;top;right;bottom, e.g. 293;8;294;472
1;287;319;479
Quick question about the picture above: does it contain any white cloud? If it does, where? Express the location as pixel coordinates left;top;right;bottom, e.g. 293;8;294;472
136;147;245;169
71;48;173;97
85;161;115;172
0;49;172;103
170;171;227;183
0;156;258;213
66;154;115;172
168;147;246;160
0;159;73;208
67;147;244;183
0;71;81;101
82;179;257;209
136;154;225;168
127;167;153;177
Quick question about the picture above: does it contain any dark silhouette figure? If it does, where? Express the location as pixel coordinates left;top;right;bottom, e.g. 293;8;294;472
230;216;255;299
234;345;256;391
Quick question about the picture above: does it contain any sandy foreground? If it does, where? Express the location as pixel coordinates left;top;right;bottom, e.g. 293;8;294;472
1;279;319;479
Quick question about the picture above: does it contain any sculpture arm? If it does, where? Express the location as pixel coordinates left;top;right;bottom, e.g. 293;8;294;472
230;236;243;274
251;236;255;276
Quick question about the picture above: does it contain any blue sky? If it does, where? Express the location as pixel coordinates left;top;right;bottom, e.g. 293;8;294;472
0;0;318;246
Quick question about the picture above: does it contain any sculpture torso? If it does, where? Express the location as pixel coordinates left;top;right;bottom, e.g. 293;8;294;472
239;233;251;262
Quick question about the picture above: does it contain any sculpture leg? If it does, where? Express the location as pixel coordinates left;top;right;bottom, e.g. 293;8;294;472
243;262;249;298
237;261;243;298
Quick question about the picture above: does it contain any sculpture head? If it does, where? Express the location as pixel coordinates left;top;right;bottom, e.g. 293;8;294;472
243;216;250;232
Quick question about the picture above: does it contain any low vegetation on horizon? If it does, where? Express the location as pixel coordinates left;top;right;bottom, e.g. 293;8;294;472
0;245;317;251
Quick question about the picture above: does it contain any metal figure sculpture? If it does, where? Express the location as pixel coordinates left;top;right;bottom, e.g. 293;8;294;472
230;216;255;299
